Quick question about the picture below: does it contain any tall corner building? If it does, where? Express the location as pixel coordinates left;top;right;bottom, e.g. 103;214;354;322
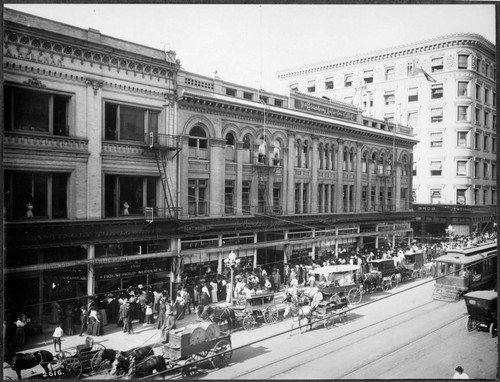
278;34;497;237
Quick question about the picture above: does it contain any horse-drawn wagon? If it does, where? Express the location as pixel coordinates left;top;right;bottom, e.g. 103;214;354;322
398;251;429;282
363;259;399;292
233;291;280;330
106;322;232;379
9;337;107;380
312;264;363;305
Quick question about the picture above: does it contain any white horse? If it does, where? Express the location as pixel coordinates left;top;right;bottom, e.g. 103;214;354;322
283;303;314;335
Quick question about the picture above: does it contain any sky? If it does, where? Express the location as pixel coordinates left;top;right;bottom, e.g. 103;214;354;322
4;4;496;94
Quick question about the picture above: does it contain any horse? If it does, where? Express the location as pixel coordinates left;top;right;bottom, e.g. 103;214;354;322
283;303;314;335
10;350;54;379
124;355;167;379
91;348;120;372
197;305;237;332
360;272;380;293
109;345;153;376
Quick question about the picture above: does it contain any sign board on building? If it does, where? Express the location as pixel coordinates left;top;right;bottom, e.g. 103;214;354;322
292;97;357;122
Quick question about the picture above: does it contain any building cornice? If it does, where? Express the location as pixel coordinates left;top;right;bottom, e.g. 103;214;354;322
278;34;495;80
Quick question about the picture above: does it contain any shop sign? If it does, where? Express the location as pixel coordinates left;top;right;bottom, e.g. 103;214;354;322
180;223;207;234
293;98;357;121
45;267;86;281
96;259;169;281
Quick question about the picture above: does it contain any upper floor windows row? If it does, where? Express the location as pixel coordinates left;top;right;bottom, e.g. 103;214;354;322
4;86;70;136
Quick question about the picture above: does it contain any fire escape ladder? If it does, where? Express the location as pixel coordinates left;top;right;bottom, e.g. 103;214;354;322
153;148;177;219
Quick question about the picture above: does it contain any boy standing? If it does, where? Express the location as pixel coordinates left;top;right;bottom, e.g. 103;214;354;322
53;323;63;353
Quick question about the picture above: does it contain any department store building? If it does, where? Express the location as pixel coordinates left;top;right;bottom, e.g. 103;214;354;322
3;8;417;321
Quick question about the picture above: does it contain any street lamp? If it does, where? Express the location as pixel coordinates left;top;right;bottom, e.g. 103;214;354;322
224;250;240;305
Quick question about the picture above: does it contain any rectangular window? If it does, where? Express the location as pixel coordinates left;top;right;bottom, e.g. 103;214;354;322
475;107;481;124
458;54;469;69
457;131;467;147
476;58;481;73
484;88;490;105
226;88;236;96
483;135;489;151
407;111;418;127
4;171;68;220
492;137;496;153
363;70;373;84
430;132;443;147
407;62;414;77
431;108;443;123
431;189;442;204
431;57;444;73
104;175;158;218
273;184;281;213
344;74;353;87
242;180;251;214
274;99;283;107
259;95;268;104
325;77;334;90
384;91;395;105
105;102;157;142
4;86;70;136
484;110;490;128
476;84;481;100
457;189;466;205
483;163;489;179
475;132;480;149
457;161;467;176
187;178;207;217
493;92;496;107
430;161;442;176
457;81;468;96
431;84;443;99
307;80;316;93
492;164;497;180
485;63;490;77
483;190;488;204
385;67;395;80
474;161;480;177
224;181;235;215
408;87;418;102
243;92;253;100
457;105;469;121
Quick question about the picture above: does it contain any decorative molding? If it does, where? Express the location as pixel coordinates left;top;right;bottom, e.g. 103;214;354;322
4;132;89;153
85;78;104;95
23;77;45;88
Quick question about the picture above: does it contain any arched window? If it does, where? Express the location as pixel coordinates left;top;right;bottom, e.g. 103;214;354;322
378;153;385;175
362;152;368;173
188;125;208;159
258;135;267;164
302;141;309;168
225;132;235;161
273;140;281;166
318;143;324;170
371;153;377;174
348;148;354;172
343;147;348;171
386;154;393;175
242;134;252;163
295;140;301;168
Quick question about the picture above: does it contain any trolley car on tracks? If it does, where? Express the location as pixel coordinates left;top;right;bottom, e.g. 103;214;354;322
433;241;497;301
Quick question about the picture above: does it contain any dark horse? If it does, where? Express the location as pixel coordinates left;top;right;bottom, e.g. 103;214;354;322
197;305;237;332
109;345;153;377
10;350;54;379
124;355;167;379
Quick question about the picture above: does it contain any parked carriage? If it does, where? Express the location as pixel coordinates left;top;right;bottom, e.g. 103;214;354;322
403;251;429;279
312;265;363;305
55;336;106;379
233;291;280;330
464;290;497;338
363;259;399;292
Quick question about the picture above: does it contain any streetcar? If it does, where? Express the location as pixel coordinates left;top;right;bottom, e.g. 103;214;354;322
432;241;497;302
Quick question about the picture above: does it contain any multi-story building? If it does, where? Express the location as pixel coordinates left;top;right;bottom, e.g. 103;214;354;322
3;8;417;322
277;34;497;237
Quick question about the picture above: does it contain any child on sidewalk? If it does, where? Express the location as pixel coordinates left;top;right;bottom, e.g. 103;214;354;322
52;323;63;353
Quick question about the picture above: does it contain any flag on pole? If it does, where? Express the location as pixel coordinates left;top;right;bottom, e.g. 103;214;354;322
413;60;436;82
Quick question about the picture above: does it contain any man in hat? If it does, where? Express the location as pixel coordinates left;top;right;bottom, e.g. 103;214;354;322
161;300;176;343
453;366;469;379
122;301;134;334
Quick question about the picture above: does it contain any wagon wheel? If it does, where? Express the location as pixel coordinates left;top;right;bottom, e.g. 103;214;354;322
329;293;341;304
209;339;232;368
467;317;475;332
489;322;497;338
181;352;208;379
61;357;83;379
263;304;279;324
419;268;427;278
90;351;111;374
382;278;391;291
390;274;398;288
243;314;256;331
347;287;362;305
